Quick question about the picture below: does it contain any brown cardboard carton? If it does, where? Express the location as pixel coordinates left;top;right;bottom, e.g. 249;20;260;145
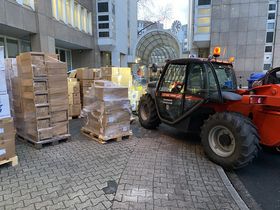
69;104;81;117
51;110;68;123
0;118;15;140
76;68;93;80
69;93;81;105
80;79;94;87
0;138;16;161
94;86;128;101
52;121;68;136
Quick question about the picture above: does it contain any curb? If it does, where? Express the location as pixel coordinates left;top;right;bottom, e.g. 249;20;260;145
217;166;249;210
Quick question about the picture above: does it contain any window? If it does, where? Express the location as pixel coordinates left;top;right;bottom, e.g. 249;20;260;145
267;22;275;30
87;12;92;34
99;23;109;29
198;8;211;15
159;64;186;93
74;3;79;28
198;0;211;6
197;26;210;33
57;0;64;21
197;17;210;25
269;4;276;11
52;0;58;18
264;64;271;71
268;13;275;20
266;32;274;43
81;7;87;31
99;32;110;37
66;0;72;25
7;39;19;58
0;38;5;58
98;2;108;12
98;15;109;21
21;41;31;52
52;0;92;34
16;0;35;10
187;64;206;96
265;46;273;52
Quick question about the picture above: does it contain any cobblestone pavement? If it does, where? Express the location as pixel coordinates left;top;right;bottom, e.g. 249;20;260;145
0;119;242;210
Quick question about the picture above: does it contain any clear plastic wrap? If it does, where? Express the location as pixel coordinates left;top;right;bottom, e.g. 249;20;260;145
82;80;132;139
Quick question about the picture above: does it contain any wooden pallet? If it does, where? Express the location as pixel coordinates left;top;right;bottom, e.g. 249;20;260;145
81;128;132;144
69;115;82;120
16;133;71;149
0;156;18;167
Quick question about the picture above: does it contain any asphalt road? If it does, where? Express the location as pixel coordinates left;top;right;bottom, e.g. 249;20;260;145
230;148;280;210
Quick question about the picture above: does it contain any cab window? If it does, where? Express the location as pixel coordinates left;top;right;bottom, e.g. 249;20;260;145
159;64;187;93
186;64;207;97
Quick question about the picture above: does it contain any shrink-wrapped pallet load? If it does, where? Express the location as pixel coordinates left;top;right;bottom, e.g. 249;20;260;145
82;80;132;143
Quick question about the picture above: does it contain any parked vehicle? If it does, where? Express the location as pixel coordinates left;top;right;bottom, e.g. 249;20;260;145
138;48;280;169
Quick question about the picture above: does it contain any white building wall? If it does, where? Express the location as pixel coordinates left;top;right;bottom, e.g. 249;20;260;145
97;0;137;67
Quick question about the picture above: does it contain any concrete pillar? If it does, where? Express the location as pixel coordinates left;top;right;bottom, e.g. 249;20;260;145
30;34;55;53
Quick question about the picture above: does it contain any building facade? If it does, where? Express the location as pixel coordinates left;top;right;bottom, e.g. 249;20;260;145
96;0;137;67
0;0;101;70
188;0;280;83
0;0;137;70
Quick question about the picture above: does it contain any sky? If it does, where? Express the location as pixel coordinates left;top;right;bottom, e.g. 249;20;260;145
138;0;189;29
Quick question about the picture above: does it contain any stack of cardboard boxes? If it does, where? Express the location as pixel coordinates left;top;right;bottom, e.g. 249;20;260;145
68;78;82;117
12;52;70;147
0;46;16;164
82;80;132;143
100;67;145;111
75;68;101;107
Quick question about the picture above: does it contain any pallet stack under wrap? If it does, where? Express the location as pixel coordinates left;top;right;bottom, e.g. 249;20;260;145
0;46;17;164
68;78;81;117
100;67;144;111
82;80;132;143
12;52;70;147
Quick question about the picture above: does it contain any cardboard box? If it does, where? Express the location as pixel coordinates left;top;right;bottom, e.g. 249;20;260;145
52;121;68;136
80;79;94;87
76;68;94;80
69;93;81;105
68;78;80;94
85;120;130;138
94;86;128;101
69;104;81;117
0;70;7;94
0;139;16;161
92;110;131;126
0;94;11;119
51;110;68;123
0;118;15;140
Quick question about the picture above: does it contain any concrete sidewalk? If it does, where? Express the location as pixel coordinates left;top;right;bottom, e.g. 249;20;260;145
0;119;247;210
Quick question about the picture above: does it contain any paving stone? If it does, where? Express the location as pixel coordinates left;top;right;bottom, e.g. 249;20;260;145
0;119;243;209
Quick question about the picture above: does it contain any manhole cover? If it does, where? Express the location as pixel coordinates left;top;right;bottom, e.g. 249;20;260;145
102;180;118;194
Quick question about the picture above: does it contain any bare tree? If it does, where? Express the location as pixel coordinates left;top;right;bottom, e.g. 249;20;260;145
137;0;173;22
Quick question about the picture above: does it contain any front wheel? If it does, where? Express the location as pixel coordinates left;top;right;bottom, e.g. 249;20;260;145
201;112;260;170
138;94;161;129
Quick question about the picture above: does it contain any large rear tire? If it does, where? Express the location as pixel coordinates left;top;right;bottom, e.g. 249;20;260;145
201;112;260;170
138;94;161;129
